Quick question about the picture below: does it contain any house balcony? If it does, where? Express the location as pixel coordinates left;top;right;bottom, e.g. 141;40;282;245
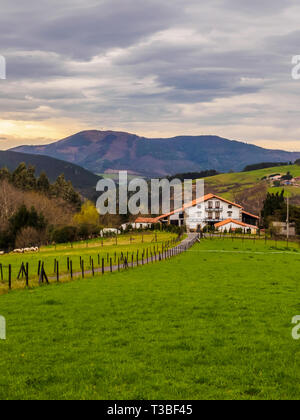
205;207;223;211
204;217;224;222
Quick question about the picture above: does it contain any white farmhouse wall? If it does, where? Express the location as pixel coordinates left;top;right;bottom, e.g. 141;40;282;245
186;197;242;230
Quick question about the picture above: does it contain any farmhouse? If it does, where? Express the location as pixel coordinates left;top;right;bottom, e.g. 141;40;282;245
215;219;258;234
133;194;259;233
271;222;296;237
122;217;161;230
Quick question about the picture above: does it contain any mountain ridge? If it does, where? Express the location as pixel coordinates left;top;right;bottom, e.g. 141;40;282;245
11;130;300;177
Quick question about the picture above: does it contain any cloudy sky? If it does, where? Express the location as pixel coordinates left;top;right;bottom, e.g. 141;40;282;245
0;0;300;150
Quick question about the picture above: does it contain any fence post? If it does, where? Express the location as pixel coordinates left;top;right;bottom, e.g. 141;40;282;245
70;260;73;279
56;261;59;282
37;261;41;276
81;260;84;278
102;258;105;275
8;265;12;290
26;262;29;287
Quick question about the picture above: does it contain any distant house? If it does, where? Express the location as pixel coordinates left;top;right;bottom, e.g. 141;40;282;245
100;228;121;237
268;174;282;181
271;222;296;237
123;217;160;230
132;193;259;233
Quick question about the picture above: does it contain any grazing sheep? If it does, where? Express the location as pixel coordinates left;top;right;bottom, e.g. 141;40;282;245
13;249;24;254
12;246;39;254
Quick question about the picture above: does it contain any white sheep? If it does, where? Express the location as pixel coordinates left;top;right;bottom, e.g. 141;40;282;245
13;249;24;254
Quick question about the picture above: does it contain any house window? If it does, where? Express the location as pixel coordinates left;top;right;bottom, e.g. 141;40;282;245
208;201;213;209
228;211;232;217
215;212;221;219
228;205;232;209
208;212;213;219
215;201;220;209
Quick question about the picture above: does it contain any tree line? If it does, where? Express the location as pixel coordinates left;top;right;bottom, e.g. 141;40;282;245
0;164;84;250
0;163;81;208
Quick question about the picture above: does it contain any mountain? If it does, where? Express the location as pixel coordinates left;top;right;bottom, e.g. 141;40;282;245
0;150;100;199
10;130;300;177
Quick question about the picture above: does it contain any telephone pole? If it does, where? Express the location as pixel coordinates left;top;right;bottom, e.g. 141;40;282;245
286;196;290;244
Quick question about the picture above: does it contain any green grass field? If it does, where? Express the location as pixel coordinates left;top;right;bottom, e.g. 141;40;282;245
0;237;300;400
0;232;177;294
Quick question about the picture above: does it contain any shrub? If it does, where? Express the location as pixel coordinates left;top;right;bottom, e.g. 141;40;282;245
52;226;78;244
78;223;99;240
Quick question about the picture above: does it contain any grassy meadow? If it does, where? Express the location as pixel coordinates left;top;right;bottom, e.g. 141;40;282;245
0;237;300;400
0;231;177;294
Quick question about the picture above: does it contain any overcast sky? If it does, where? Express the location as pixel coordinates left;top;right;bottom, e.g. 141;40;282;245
0;0;300;150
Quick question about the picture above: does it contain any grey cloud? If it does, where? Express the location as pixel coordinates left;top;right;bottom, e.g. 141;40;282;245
221;0;293;15
266;30;300;55
0;0;300;149
0;0;182;60
6;53;70;80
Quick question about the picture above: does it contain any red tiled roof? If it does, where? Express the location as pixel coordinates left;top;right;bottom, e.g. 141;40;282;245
157;193;243;220
242;210;260;219
135;217;160;224
215;219;258;229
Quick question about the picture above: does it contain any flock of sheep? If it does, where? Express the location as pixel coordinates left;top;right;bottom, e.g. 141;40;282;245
12;247;39;254
0;247;39;256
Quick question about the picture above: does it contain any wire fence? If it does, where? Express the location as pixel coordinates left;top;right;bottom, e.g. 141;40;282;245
0;234;198;294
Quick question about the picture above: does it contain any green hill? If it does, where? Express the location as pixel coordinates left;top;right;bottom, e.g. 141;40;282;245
203;165;300;213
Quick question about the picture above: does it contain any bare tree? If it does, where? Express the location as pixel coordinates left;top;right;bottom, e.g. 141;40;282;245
15;227;44;248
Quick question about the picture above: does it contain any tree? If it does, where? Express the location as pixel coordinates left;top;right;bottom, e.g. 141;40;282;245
52;226;78;244
0;167;11;182
261;191;285;227
9;205;46;238
15;227;44;248
73;201;100;226
37;172;50;193
52;174;81;209
12;163;37;190
281;171;293;181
